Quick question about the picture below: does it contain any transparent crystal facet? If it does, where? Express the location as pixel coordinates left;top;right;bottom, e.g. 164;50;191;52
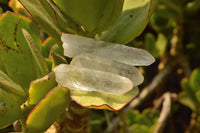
61;33;155;66
70;53;144;88
54;64;133;95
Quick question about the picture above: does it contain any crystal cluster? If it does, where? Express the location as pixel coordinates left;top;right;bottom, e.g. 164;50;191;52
54;34;155;95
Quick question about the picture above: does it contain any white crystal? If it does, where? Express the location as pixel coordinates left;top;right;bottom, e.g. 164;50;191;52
54;34;155;95
70;53;144;87
54;64;133;95
61;33;155;66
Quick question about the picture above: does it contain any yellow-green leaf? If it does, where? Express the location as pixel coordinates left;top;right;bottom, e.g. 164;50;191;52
28;72;57;105
100;0;158;44
0;12;44;89
26;87;70;133
70;87;139;111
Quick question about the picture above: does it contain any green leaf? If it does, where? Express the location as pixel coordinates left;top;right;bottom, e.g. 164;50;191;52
100;0;159;44
22;29;49;76
44;0;85;35
51;53;68;69
127;110;140;125
28;72;57;105
45;58;53;72
155;33;168;56
51;44;64;56
196;90;200;103
145;33;167;58
178;91;197;112
134;115;150;126
18;0;62;46
160;0;182;16
50;44;67;68
26;87;70;133
0;70;26;96
8;0;23;12
130;124;149;133
127;109;159;132
181;78;200;109
51;0;123;35
0;12;43;89
91;111;106;132
70;87;139;111
179;78;200;112
0;89;22;129
42;37;56;58
190;68;200;91
141;109;159;126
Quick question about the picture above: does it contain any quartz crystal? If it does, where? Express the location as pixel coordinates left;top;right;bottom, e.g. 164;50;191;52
54;33;155;95
54;64;133;95
62;33;155;66
70;53;144;88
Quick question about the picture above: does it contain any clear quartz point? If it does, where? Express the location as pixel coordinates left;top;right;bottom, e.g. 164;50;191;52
54;64;133;95
70;53;144;87
61;33;155;66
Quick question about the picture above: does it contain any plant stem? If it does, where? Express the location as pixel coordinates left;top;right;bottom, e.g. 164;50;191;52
153;92;177;133
57;101;90;133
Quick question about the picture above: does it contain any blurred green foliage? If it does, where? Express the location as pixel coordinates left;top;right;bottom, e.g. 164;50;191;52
127;109;159;133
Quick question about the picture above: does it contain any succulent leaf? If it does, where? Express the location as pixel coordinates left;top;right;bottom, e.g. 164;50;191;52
28;72;57;105
0;12;44;89
0;89;22;129
100;0;159;44
52;0;124;34
26;87;70;133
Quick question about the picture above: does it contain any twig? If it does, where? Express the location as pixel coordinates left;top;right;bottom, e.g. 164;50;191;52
56;101;91;133
104;117;120;133
170;19;191;77
13;120;22;132
153;92;177;133
118;110;130;133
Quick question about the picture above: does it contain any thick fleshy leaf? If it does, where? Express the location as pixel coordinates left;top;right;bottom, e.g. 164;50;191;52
0;70;25;96
22;29;49;76
100;0;158;44
70;87;139;111
50;44;64;57
28;72;57;105
130;124;149;132
190;68;200;91
127;109;159;127
50;44;68;68
0;89;22;129
178;91;197;112
42;37;56;58
51;53;68;69
45;58;53;71
8;0;23;11
196;90;200;103
18;0;62;46
145;33;167;58
26;87;70;133
51;0;123;34
180;78;200;112
0;12;44;89
43;0;85;35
